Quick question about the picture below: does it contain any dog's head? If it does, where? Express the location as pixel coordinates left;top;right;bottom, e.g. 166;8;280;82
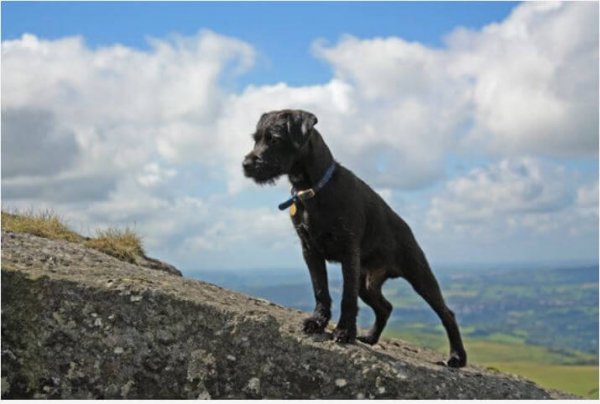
242;109;318;184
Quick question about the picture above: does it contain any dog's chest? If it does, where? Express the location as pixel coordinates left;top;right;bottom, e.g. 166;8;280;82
292;208;345;261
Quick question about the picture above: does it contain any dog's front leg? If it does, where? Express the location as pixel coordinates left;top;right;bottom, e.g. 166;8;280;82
301;243;332;334
333;248;360;343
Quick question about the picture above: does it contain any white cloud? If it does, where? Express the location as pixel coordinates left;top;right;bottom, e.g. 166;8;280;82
301;1;596;188
426;157;595;239
312;35;470;189
447;2;598;156
137;163;177;188
2;30;255;184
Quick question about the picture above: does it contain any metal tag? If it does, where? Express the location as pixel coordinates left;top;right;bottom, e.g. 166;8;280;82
289;202;297;217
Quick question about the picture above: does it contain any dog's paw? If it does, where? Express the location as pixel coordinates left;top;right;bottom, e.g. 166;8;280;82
357;334;378;345
303;317;327;334
332;327;356;343
446;351;467;368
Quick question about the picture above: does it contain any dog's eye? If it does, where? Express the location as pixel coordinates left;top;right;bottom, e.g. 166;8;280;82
265;132;281;144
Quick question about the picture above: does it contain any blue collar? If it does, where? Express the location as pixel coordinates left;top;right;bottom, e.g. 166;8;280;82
278;162;337;210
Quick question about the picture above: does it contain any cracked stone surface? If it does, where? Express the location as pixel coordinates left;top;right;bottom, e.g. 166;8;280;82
1;230;574;399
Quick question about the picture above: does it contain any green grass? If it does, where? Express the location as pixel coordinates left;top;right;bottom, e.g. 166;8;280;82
486;362;599;399
483;331;527;345
384;329;599;399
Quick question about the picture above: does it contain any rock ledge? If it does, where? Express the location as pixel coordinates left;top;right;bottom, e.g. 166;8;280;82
1;231;572;399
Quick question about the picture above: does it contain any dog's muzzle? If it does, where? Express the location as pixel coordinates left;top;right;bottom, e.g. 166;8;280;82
242;154;259;177
243;154;283;184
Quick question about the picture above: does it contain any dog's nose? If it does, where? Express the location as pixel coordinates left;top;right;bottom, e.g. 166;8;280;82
242;155;257;170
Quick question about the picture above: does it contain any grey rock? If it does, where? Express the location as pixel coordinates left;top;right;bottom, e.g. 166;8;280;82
244;377;261;396
335;378;347;387
135;254;182;277
1;230;575;399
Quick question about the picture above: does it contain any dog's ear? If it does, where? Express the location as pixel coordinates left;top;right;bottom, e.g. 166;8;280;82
256;112;269;129
287;110;318;148
299;110;318;136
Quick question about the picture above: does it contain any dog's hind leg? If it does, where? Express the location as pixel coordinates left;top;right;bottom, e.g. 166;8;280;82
357;269;392;345
404;259;467;368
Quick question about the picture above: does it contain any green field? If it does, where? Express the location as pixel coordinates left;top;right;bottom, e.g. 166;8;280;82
486;362;599;400
385;330;599;399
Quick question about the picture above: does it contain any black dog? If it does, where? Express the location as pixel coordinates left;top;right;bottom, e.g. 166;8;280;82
242;109;467;368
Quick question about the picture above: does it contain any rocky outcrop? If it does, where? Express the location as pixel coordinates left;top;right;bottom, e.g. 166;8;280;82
132;253;182;277
1;230;572;399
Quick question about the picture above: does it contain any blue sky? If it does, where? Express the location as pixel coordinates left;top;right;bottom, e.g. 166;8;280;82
2;2;598;274
2;1;517;87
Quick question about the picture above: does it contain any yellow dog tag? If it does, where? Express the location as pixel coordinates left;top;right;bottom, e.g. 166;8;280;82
289;202;297;217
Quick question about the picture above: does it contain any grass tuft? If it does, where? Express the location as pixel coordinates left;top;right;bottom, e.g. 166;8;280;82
2;209;145;264
84;227;145;263
1;209;83;243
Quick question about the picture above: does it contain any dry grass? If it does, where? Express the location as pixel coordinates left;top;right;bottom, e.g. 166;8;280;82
84;227;145;263
1;209;83;243
1;209;145;263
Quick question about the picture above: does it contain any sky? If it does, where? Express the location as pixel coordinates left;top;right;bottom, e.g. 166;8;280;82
1;1;598;276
